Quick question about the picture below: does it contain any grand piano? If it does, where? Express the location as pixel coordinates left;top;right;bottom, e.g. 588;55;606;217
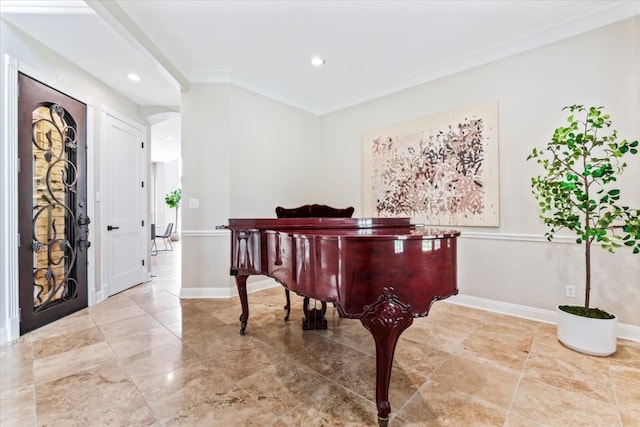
225;216;460;427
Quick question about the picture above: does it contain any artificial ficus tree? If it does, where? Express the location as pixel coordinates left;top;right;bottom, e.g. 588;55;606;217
165;188;182;233
527;105;639;318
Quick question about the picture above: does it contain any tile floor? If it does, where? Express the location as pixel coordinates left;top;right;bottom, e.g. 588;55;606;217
2;242;639;426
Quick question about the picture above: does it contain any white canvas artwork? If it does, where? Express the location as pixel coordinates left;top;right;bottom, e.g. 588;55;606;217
362;101;500;227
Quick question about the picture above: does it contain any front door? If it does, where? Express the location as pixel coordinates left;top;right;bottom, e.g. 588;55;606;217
17;73;89;334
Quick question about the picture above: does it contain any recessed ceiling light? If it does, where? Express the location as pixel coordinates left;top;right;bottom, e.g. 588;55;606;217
127;73;141;82
310;56;325;67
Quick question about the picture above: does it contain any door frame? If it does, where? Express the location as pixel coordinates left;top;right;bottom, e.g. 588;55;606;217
99;106;150;298
1;55;96;344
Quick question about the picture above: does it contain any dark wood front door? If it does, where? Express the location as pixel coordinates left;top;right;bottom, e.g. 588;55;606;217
18;73;90;334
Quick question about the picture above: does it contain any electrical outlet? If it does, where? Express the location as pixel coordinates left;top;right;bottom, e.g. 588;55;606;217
565;285;576;298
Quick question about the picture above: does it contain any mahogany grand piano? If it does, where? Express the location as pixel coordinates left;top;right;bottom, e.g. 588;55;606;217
225;216;460;426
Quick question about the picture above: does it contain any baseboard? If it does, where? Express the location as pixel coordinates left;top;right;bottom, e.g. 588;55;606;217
180;278;278;299
98;284;109;303
0;316;20;345
447;294;640;343
88;287;105;306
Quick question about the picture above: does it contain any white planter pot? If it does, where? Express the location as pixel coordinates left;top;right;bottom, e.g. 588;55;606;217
556;306;617;356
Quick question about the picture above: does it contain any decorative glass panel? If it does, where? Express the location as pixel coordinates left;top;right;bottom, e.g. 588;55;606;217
31;104;79;311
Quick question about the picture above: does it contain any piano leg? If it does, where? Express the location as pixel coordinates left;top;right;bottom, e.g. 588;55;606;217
360;287;414;427
235;274;250;335
284;289;291;321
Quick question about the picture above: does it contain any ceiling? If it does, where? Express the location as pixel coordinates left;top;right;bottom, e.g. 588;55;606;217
2;0;638;162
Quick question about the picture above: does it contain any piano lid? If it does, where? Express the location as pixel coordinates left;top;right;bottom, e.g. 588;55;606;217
226;217;459;239
227;217;412;230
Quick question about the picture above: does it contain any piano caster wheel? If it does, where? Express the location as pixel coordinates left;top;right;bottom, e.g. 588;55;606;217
377;417;389;427
239;323;247;336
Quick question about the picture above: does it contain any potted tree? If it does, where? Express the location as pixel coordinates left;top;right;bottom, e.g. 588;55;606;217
527;105;639;356
165;188;182;241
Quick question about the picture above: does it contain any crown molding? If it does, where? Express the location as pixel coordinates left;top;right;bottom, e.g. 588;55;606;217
318;1;640;114
189;66;322;114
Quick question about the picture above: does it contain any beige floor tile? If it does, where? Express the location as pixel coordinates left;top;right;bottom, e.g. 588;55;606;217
3;243;638;427
132;359;237;421
509;376;621;426
132;290;182;314
32;325;105;359
32;341;117;384
292;336;369;380
149;305;183;325
162;387;280;427
335;352;426;409
523;351;615;404
250;320;327;357
398;378;507;426
315;316;377;356
35;360;155;426
97;312;165;341
119;340;200;382
283;381;379;426
456;327;533;372
237;356;322;416
610;338;640;369
401;321;469;354
611;363;640;418
164;320;182;338
430;353;520;409
393;339;452;377
475;312;541;335
0;338;33;368
89;303;150;326
620;405;640;427
106;324;181;358
0;383;36;427
26;310;96;341
1;348;34;389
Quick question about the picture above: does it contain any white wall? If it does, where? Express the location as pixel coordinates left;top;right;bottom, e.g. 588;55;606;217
318;17;640;325
179;84;320;296
153;159;180;232
0;21;147;342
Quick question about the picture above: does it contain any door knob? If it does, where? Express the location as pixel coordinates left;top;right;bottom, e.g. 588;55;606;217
107;225;120;231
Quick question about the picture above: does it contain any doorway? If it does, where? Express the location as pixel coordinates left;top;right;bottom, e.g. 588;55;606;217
17;73;89;334
149;114;181;292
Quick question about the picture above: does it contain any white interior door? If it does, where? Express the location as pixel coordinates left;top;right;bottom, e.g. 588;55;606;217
105;111;146;296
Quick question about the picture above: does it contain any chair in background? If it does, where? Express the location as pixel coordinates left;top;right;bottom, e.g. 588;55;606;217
151;223;157;256
275;204;354;329
154;222;174;252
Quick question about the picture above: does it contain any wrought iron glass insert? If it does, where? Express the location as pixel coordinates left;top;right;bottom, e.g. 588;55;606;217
31;104;80;311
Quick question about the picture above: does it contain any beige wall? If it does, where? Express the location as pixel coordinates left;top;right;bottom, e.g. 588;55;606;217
180;84;320;293
318;17;640;325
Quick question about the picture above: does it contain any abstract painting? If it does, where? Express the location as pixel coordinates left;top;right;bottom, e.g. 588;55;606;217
362;101;499;226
